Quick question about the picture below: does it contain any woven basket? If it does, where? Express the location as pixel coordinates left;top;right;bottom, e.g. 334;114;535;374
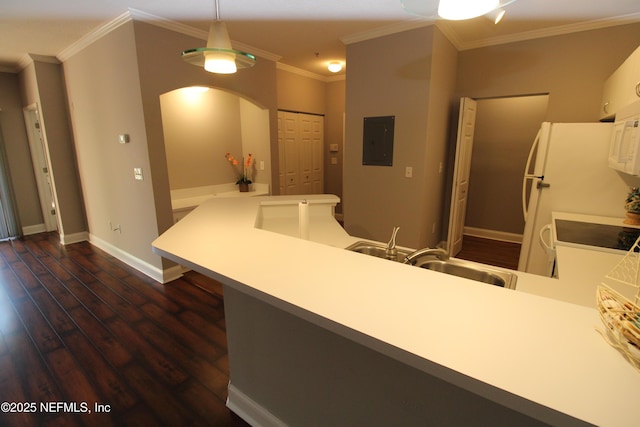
597;285;640;371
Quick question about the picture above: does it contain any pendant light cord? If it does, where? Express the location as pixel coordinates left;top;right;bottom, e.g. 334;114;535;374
215;0;220;21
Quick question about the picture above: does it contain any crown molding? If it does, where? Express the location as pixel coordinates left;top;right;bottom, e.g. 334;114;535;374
0;66;18;74
57;10;132;62
276;62;345;83
129;8;281;62
12;53;60;72
58;8;281;64
450;12;640;51
341;12;640;52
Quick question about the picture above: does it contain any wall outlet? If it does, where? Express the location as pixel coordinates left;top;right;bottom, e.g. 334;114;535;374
109;221;121;233
119;134;130;144
405;166;413;178
259;160;265;171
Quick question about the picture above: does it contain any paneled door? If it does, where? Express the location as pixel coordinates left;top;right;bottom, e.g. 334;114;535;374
446;97;477;256
277;111;324;195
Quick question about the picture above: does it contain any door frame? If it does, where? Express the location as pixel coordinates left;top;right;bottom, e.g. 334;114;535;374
23;103;59;232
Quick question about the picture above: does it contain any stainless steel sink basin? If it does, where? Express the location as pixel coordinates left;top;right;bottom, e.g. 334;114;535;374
416;257;517;289
346;241;412;262
346;240;517;289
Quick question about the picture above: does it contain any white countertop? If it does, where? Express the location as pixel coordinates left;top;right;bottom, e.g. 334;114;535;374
171;183;270;211
152;195;640;427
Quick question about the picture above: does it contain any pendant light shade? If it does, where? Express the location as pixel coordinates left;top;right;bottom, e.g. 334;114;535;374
203;21;237;74
181;1;256;74
437;0;499;20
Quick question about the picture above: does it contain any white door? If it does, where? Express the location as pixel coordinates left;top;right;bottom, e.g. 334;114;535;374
281;112;300;194
23;105;58;232
277;111;324;195
299;114;324;193
446;98;477;256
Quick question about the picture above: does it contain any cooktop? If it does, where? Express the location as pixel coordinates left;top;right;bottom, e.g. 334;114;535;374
555;219;640;252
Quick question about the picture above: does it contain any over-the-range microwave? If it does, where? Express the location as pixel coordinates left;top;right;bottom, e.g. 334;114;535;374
609;99;640;175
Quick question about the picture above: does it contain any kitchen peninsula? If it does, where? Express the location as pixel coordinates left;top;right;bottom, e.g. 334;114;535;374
152;195;640;426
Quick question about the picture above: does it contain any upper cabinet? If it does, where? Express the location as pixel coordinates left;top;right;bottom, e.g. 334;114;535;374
601;44;640;120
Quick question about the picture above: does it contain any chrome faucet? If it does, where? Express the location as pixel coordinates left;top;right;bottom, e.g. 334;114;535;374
402;247;449;265
385;226;400;257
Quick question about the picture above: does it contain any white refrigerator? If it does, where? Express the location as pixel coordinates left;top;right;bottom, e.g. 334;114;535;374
518;121;635;276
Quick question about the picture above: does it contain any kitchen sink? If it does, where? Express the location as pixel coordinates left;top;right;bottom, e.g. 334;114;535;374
416;257;517;289
346;240;517;289
345;241;413;262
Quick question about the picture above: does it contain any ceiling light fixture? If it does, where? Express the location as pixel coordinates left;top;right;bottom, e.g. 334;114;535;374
401;0;516;23
438;0;498;20
181;0;256;74
485;7;506;24
328;62;343;73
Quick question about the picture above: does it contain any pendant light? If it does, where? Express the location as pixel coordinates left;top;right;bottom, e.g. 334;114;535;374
181;0;256;74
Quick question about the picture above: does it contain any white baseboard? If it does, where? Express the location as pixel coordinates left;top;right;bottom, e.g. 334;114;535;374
227;382;285;427
463;226;523;244
60;231;89;245
23;223;46;236
88;233;183;284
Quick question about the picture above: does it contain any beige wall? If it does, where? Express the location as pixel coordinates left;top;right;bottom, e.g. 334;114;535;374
133;21;279;240
0;72;42;228
456;23;640;122
63;19;279;278
19;59;86;239
466;95;549;236
325;79;346;210
239;97;272;187
455;23;640;239
161;88;270;190
64;21;158;268
277;69;326;114
344;25;457;249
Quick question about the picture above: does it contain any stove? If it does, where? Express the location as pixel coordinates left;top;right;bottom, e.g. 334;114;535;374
554;219;640;252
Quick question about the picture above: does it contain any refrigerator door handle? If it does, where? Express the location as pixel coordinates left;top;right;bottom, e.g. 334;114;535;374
536;179;550;189
522;128;543;221
539;223;553;253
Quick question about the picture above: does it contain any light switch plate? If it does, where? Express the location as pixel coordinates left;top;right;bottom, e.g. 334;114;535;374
134;167;143;180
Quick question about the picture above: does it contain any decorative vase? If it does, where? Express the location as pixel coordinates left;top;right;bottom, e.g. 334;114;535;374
238;182;249;193
624;211;640;225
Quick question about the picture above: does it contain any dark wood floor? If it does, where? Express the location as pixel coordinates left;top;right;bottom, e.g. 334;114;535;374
457;235;521;270
0;232;249;427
